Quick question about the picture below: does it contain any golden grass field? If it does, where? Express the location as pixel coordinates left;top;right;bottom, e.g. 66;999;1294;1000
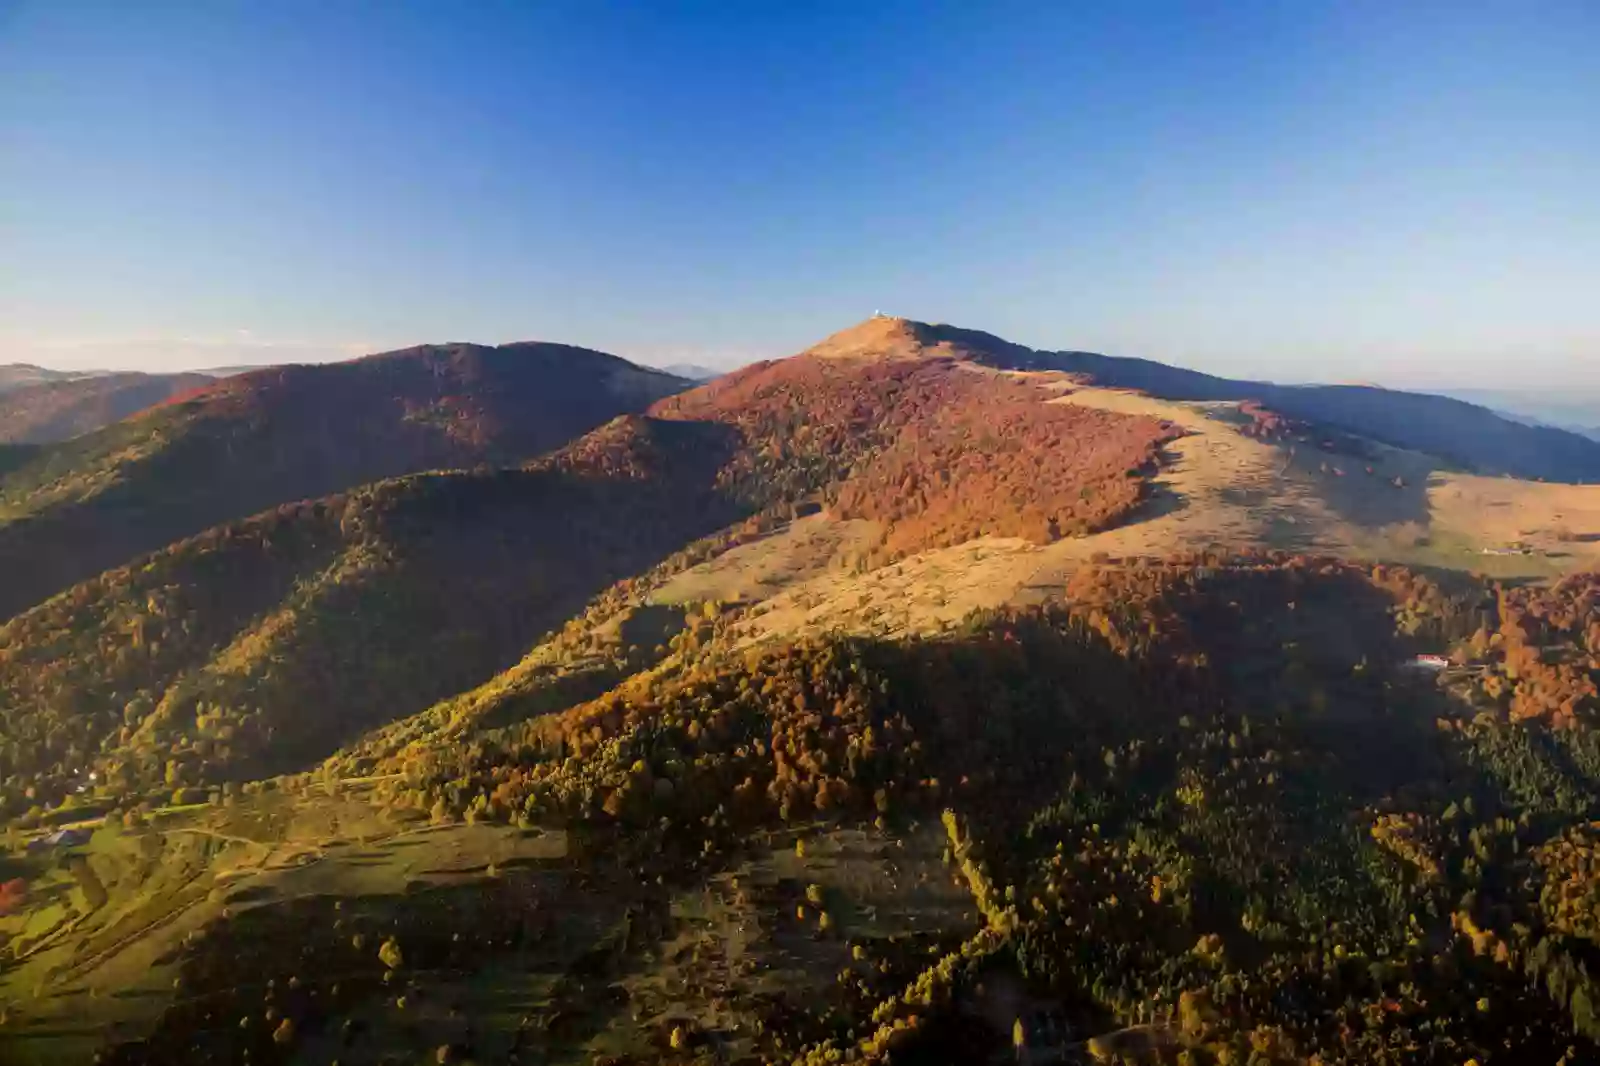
650;381;1600;644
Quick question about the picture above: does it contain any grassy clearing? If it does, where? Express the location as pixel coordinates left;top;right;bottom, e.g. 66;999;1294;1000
0;790;564;1065
681;386;1600;647
576;821;981;1064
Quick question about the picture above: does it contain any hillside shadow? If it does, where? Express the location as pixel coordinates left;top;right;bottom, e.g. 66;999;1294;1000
1171;566;1468;797
0;443;39;478
1126;478;1188;525
229;419;755;782
906;561;1502;817
472;666;633;734
95;854;667;1066
1278;441;1437;533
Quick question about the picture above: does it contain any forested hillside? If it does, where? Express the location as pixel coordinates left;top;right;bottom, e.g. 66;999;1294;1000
650;325;1180;562
0;371;215;444
0;416;745;820
5;320;1599;1066
0;330;1179;819
352;555;1600;1065
41;553;1596;1066
0;342;688;620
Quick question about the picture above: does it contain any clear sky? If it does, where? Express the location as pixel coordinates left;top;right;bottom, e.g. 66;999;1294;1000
2;1;1596;395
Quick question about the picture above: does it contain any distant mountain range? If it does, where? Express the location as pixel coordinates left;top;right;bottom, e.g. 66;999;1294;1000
1431;387;1600;442
0;317;1179;804
5;313;1597;810
0;363;98;393
2;323;1594;628
0;371;216;444
659;362;723;380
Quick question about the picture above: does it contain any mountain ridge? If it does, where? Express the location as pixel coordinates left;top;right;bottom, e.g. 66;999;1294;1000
0;316;1594;815
808;318;1600;482
0;326;1181;815
0;341;690;621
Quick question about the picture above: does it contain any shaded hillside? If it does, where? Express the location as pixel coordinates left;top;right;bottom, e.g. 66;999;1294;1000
0;416;745;819
0;371;215;444
344;555;1600;1066
12;545;1600;1065
874;320;1600;482
0;443;37;477
0;342;688;620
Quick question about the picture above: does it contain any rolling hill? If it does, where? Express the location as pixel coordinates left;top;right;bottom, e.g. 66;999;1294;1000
0;320;1178;816
0;371;217;444
0;414;748;820
877;321;1600;483
0;342;689;621
5;317;1599;820
3;319;1600;1066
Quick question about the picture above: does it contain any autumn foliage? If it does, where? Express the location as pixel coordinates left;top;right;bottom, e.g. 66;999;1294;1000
655;351;1179;559
0;341;687;621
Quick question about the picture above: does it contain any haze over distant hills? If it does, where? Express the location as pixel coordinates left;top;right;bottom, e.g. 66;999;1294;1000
0;364;98;393
1433;386;1600;442
0;371;217;444
659;362;724;381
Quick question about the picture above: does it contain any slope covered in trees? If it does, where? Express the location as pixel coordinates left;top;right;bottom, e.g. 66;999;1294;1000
0;416;746;819
6;318;1600;1066
0;371;216;444
351;555;1600;1065
0;324;1184;822
0;342;688;620
9;539;1600;1064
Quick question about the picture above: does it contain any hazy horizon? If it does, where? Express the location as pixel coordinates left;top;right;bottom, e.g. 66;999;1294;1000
4;323;1597;417
3;2;1596;396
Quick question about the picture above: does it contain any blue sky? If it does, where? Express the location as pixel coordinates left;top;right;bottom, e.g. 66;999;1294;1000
1;1;1596;395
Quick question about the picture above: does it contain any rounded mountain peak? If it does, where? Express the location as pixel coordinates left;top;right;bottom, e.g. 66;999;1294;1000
801;316;1027;366
803;316;943;361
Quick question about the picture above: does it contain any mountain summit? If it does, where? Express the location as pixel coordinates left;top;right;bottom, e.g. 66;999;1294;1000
801;316;1029;365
